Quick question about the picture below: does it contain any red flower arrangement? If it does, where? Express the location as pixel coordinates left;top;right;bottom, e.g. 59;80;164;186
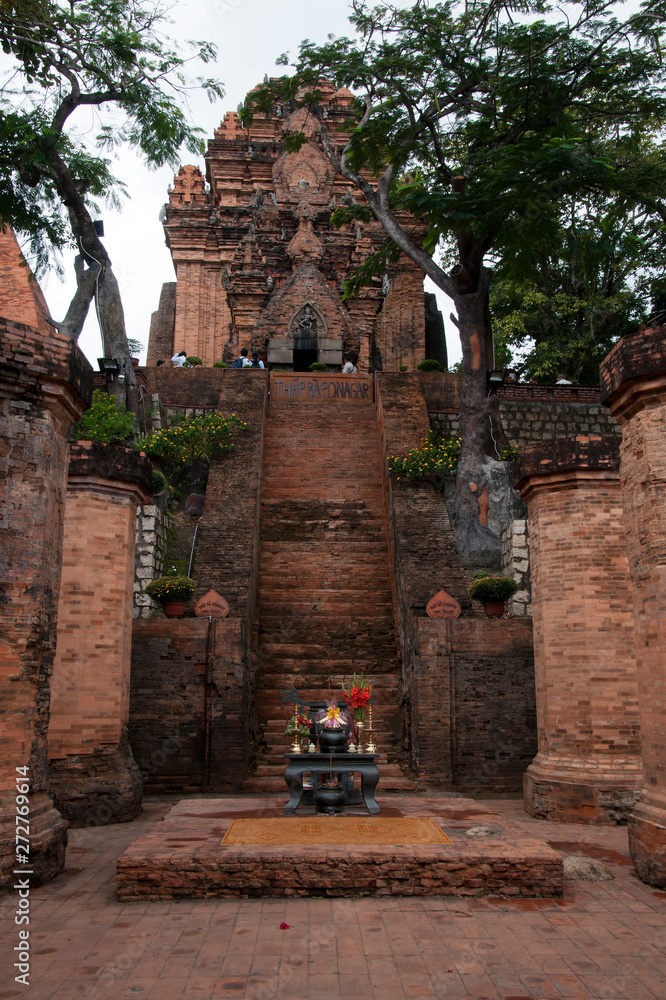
342;673;373;721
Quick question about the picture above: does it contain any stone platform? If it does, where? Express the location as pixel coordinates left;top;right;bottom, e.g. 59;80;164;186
116;795;563;900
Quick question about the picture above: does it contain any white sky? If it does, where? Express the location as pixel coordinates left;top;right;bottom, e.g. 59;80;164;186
31;0;461;368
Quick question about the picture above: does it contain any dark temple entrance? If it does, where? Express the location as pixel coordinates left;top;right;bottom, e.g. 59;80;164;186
292;347;318;371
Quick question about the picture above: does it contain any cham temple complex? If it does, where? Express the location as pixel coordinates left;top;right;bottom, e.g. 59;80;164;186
1;83;666;900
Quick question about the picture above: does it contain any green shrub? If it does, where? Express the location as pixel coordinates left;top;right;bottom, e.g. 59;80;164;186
388;430;461;484
71;389;135;444
417;359;441;372
468;574;518;603
184;356;203;368
135;412;247;485
309;361;328;372
213;361;228;368
145;576;195;604
150;470;167;495
127;338;144;355
498;444;521;461
399;365;408;372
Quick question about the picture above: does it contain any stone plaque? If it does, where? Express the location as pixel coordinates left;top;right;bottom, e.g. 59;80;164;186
195;590;229;620
426;590;461;619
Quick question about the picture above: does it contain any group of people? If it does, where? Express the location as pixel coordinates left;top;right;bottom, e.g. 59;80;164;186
167;348;360;372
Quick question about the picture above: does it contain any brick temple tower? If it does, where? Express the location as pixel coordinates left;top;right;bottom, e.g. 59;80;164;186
147;82;446;372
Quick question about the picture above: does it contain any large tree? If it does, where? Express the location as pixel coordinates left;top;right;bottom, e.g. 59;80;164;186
0;0;223;408
243;0;666;563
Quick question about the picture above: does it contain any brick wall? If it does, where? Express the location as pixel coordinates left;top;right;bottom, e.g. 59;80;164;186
0;318;92;888
376;374;537;790
0;229;53;337
129;619;248;792
49;444;151;825
601;325;666;883
516;436;642;823
146;282;176;367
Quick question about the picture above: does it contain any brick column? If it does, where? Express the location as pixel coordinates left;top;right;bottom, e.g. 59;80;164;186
49;444;151;826
601;325;666;885
515;437;642;823
0;319;92;890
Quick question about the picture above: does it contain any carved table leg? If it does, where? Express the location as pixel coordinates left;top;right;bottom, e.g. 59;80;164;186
284;764;304;814
360;766;380;814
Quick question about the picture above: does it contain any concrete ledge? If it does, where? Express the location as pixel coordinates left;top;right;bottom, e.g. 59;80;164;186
116;796;563;900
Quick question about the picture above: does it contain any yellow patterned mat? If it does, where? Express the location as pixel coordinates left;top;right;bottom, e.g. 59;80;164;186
221;817;452;846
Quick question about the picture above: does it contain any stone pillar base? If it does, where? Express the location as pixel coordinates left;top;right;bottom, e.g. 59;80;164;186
49;732;142;828
628;800;666;887
524;758;643;825
0;791;68;892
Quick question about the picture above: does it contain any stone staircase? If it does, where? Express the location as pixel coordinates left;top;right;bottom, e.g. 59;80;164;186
243;380;416;793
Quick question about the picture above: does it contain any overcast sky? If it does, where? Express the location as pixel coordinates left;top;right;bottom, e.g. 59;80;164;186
31;0;461;368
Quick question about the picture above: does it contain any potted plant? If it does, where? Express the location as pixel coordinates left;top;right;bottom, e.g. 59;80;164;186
285;712;311;748
127;339;144;368
145;575;195;618
468;573;518;618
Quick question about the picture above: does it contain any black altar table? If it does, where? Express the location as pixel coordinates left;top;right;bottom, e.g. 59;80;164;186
284;752;380;815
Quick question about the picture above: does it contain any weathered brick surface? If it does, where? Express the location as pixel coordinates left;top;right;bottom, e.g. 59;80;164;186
247;373;412;792
146;281;176;367
0;318;92;890
129;619;248;792
601;327;666;884
153;83;430;371
116;796;563;900
516;436;642;824
377;375;537;791
0;228;53;337
49;444;151;825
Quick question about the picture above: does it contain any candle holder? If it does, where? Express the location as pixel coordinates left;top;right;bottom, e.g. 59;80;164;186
365;705;377;753
290;705;301;754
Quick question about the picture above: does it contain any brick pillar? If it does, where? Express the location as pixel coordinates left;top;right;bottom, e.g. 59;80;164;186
515;436;642;823
49;443;151;826
601;325;666;885
0;319;92;890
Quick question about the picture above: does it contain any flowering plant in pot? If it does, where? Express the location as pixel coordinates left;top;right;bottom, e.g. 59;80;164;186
467;573;518;618
285;713;311;740
315;701;350;752
145;575;195;618
342;673;372;722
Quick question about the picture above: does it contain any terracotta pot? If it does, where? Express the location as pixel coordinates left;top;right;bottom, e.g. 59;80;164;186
131;357;140;368
163;602;186;618
483;601;505;618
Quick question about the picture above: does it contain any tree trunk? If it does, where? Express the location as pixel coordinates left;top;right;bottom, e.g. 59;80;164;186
453;281;521;567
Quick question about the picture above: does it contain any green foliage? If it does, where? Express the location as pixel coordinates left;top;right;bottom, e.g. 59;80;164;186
145;576;195;604
71;389;134;444
136;413;247;485
468;575;518;604
388;431;461;487
0;0;225;272
127;338;143;356
417;359;441;373
150;470;167;495
309;361;328;372
184;356;203;368
398;365;408;372
213;361;228;368
498;445;521;462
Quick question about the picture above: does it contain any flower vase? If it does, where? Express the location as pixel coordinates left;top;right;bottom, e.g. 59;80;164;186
355;721;365;752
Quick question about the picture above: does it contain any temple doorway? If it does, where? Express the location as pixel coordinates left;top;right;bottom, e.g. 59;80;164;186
293;348;318;371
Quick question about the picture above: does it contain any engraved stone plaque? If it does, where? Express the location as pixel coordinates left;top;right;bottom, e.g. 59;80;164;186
426;590;461;619
195;590;229;620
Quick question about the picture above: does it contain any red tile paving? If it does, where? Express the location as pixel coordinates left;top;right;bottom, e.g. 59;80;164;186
0;797;664;999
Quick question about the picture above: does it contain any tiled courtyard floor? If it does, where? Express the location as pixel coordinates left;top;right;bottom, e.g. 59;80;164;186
0;796;664;1000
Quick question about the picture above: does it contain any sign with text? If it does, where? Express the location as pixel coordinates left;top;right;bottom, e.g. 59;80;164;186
426;590;462;619
272;375;372;402
195;590;229;620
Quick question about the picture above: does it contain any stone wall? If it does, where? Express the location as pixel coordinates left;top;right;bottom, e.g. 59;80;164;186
500;519;531;616
129;619;248;792
499;399;620;448
134;504;170;618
